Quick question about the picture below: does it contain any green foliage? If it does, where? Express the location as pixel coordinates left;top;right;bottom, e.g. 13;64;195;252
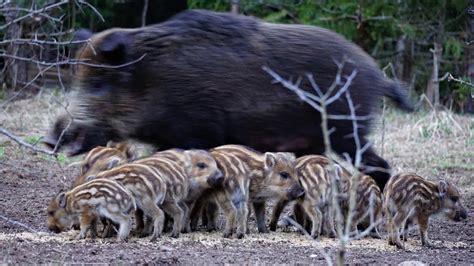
444;37;463;60
56;153;68;164
5;0;470;111
0;147;5;157
188;0;230;11
24;135;41;145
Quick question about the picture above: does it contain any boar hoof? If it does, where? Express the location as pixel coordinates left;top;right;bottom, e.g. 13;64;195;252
236;232;245;239
422;241;435;248
170;232;180;238
269;223;277;232
223;231;233;238
117;237;128;243
369;232;382;239
388;238;396;246
150;234;161;242
206;226;216;232
395;241;405;250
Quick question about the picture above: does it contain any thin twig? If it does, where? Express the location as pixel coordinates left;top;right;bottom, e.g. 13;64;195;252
0;127;57;156
0;214;38;233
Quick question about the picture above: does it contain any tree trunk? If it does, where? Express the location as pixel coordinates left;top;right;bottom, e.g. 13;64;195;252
467;4;474;113
426;1;445;108
3;4;29;92
231;0;240;15
394;36;405;80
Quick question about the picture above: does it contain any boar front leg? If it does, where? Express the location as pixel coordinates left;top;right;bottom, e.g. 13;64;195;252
253;201;268;233
77;210;94;240
269;199;289;231
302;202;322;239
205;201;219;232
418;214;433;247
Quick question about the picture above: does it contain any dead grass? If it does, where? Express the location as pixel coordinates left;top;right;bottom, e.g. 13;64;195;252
371;108;473;198
1;90;65;136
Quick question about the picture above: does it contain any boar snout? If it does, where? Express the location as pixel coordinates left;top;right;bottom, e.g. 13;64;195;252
454;208;468;221
207;170;224;187
48;224;62;234
45;116;116;156
288;184;305;200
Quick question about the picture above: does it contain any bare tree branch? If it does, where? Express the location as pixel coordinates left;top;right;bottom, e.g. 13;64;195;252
0;127;56;156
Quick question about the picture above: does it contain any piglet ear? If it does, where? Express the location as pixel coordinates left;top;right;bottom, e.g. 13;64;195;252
279;152;296;161
56;192;67;208
98;31;129;64
182;150;193;173
107;158;121;170
438;180;448;197
264;153;277;169
80;162;90;175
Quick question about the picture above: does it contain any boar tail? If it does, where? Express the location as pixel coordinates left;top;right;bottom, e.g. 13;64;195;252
385;81;415;112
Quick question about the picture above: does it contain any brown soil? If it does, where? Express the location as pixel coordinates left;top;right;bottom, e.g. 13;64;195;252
0;96;473;264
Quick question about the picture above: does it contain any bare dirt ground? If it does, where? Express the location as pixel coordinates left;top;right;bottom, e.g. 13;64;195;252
1;94;473;264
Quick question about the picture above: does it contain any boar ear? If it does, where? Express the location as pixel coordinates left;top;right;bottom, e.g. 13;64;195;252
438;180;448;197
109;141;137;161
99;31;129;64
56;192;67;208
122;143;137;161
280;152;296;161
182;150;193;173
107;158;121;170
264;153;277;169
80;162;90;175
106;140;116;148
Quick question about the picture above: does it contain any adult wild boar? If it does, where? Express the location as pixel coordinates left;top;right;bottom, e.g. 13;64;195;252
45;10;413;190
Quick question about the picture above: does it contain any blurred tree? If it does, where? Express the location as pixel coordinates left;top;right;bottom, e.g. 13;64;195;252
188;0;469;112
1;0;471;112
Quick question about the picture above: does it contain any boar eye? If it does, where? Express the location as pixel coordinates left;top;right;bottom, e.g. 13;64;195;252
280;172;290;179
451;196;459;202
196;163;207;169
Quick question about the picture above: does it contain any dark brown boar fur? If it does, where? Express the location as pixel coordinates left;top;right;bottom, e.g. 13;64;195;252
45;10;414;190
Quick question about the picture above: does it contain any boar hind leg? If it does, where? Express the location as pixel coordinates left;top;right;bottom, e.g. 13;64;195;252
162;202;185;238
231;189;248;238
269;199;289;231
253;202;268;233
111;213;131;242
390;211;407;249
139;200;165;241
222;205;236;238
182;202;193;233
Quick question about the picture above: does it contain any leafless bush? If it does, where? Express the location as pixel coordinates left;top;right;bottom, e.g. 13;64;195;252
0;1;103;156
264;60;384;265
